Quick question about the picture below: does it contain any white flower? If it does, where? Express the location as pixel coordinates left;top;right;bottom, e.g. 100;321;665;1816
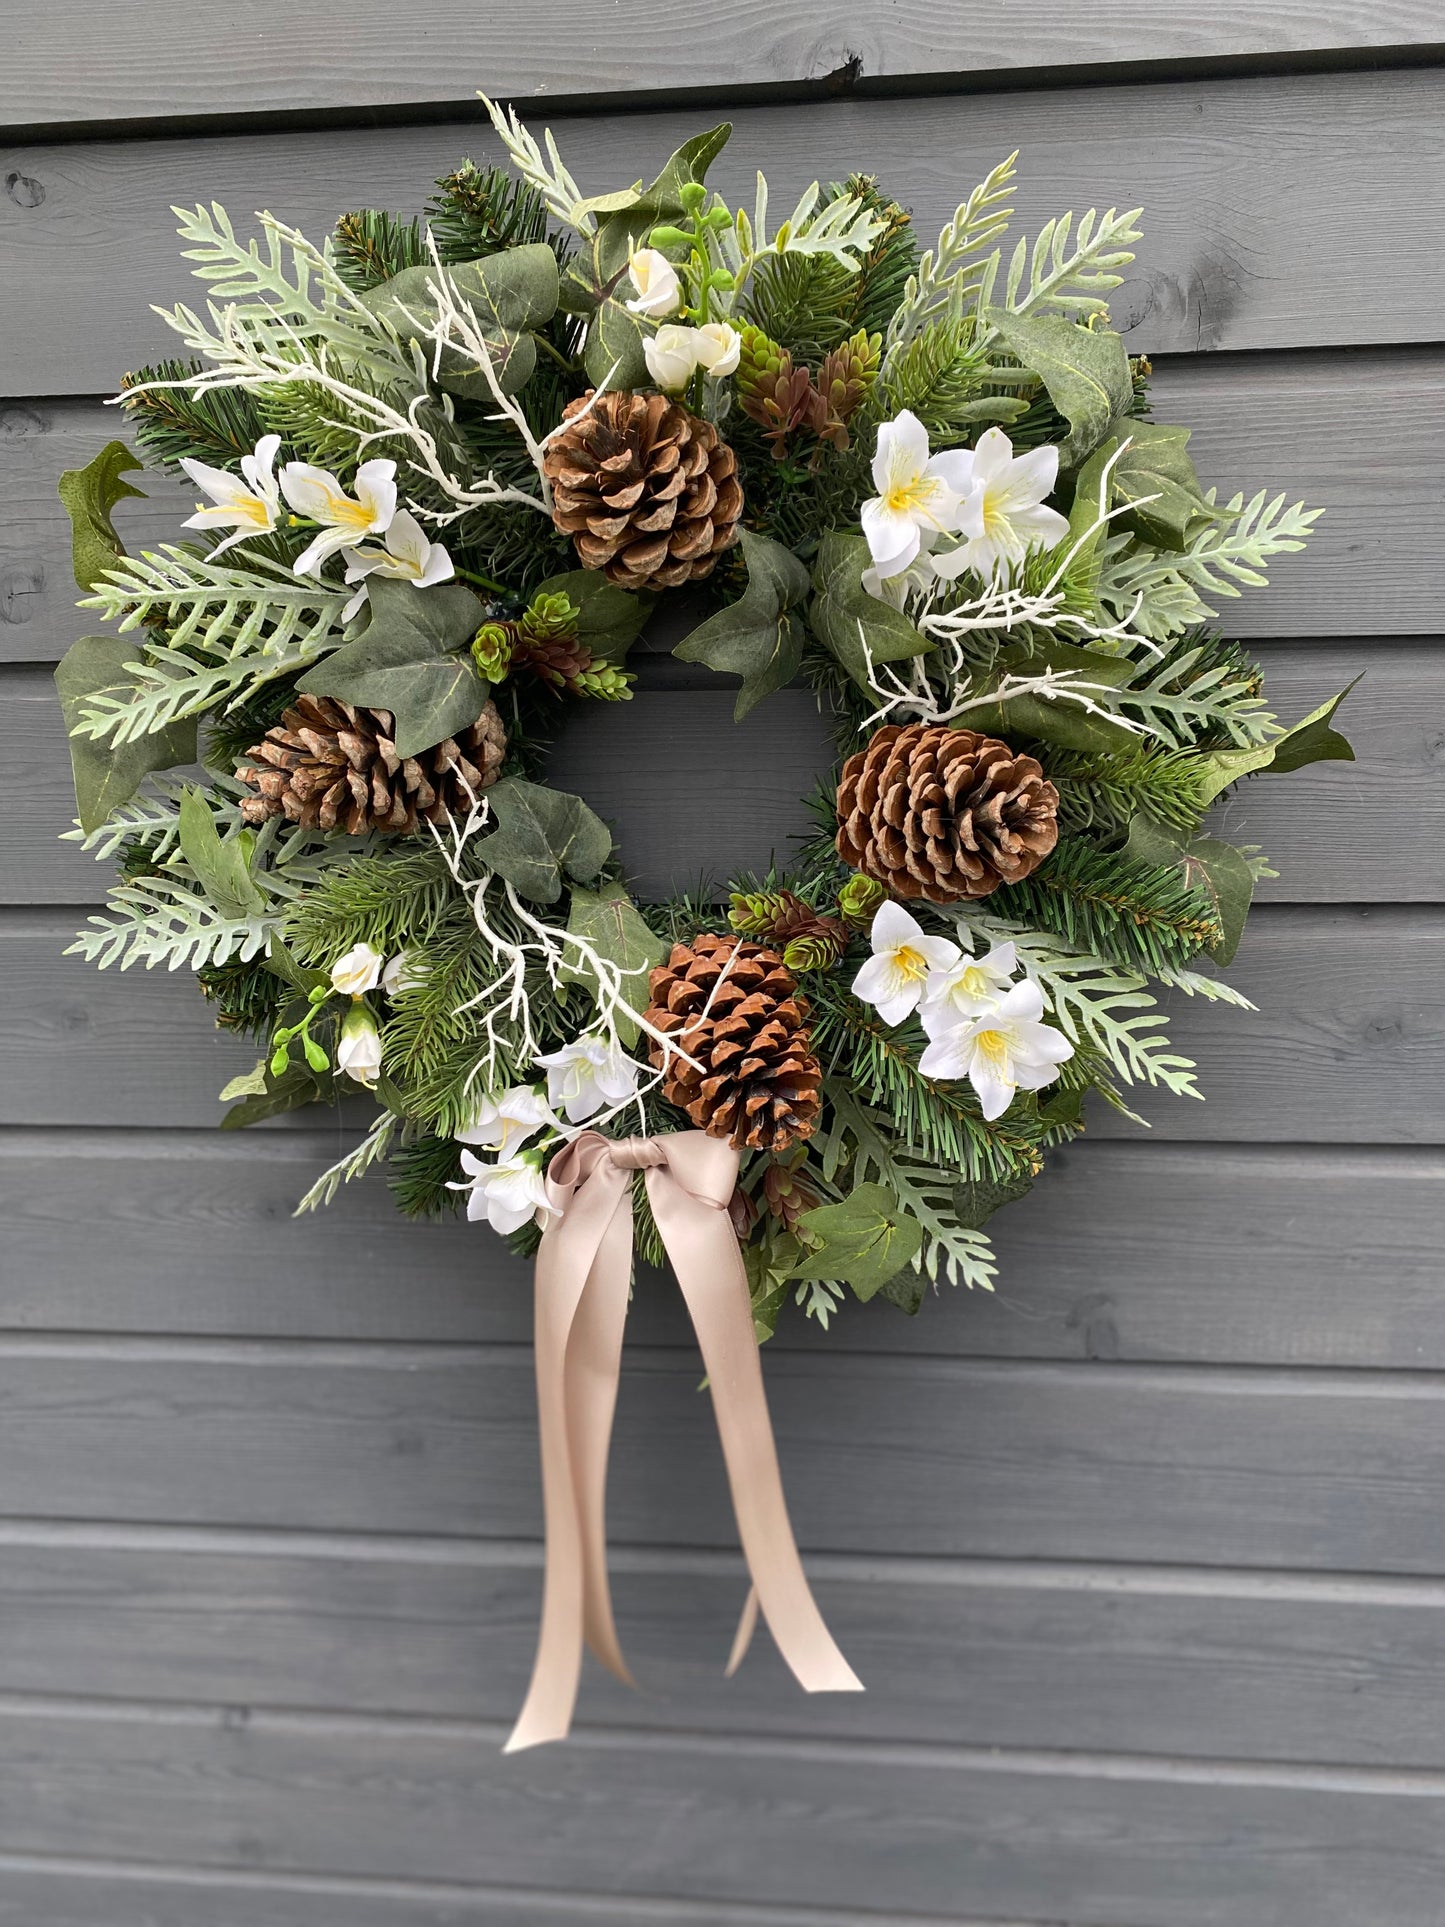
336;1003;383;1088
625;247;683;318
861;546;940;608
459;1149;557;1234
917;979;1073;1120
330;941;384;996
455;1083;554;1157
930;427;1070;583
643;323;699;394
341;509;454;619
919;941;1018;1037
534;1033;640;1125
860;410;977;581
180;434;282;559
381;950;427;997
281;458;398;577
693;321;741;377
851;900;960;1027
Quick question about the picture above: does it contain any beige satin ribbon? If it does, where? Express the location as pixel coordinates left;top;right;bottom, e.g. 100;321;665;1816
505;1128;863;1753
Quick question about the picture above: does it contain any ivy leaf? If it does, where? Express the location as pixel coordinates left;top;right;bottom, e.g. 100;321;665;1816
794;1182;923;1302
536;569;650;665
221;1056;329;1130
58;439;146;594
365;243;559;398
177;784;266;920
741;1239;799;1343
1193;680;1359;805
1108;419;1214;552
298;578;487;759
559;880;666;1044
963;637;1139;753
479;776;611;904
955;1170;1035;1228
989;311;1133;464
54;633;198;833
673;530;812;720
808;530;934;691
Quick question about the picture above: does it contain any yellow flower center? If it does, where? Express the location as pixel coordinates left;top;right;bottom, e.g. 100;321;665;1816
891;944;929;982
234;492;273;528
324;488;377;531
956;965;992;997
973;1028;1010;1068
882;473;937;519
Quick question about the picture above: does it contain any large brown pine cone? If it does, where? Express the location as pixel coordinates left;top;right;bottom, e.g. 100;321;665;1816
643;933;822;1152
836;722;1059;902
542;391;743;590
237;695;506;836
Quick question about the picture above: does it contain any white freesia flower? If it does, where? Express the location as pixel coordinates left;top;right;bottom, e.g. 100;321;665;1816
930;427;1070;583
535;1033;640;1125
336;1003;383;1088
919;941;1018;1037
180;434;282;558
459;1149;557;1234
917;978;1073;1120
860;410;977;580
861;546;940;608
642;323;700;394
455;1083;554;1157
625;247;683;317
851;900;960;1027
330;941;384;996
281;458;398;577
693;320;742;376
341;509;454;619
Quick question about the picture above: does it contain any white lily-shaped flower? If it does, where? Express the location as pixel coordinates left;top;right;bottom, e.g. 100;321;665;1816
693;320;742;376
860;410;977;581
336;1003;383;1088
330;941;384;996
381;949;428;997
919;940;1019;1038
281;458;398;577
930;427;1070;583
459;1149;557;1234
851;899;960;1027
917;978;1073;1120
625;247;683;317
341;509;455;619
180;433;282;558
642;323;699;394
535;1033;640;1125
455;1083;554;1157
861;546;940;608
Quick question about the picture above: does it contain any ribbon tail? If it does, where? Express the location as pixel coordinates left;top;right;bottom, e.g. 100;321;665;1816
650;1167;863;1698
725;1584;760;1679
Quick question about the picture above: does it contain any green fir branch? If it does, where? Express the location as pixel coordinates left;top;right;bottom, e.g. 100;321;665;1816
119;361;270;471
991;837;1222;974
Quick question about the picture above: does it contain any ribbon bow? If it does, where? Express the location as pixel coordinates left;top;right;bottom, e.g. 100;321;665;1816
506;1128;862;1752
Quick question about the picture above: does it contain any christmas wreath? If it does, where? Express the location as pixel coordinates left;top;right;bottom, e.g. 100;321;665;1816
56;107;1355;1339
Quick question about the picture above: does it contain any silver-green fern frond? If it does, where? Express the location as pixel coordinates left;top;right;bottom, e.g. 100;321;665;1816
67;876;274;972
1100;490;1322;641
886;153;1018;348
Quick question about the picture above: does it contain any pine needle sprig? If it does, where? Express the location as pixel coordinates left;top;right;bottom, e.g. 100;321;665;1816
120;361;270;471
282;845;456;966
992;837;1222;974
198;954;290;1036
1050;744;1214;838
833;177;919;339
428;160;559;264
330;209;429;292
388;1132;466;1219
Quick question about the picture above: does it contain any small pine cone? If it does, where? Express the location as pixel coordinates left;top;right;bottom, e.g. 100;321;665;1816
542;390;743;591
836;722;1059;902
237;695;506;837
814;328;881;453
762;1150;818;1235
643;933;823;1153
729;889;847;973
513;628;594;692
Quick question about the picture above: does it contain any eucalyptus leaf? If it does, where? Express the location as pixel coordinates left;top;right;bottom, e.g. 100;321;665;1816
365;243;559;398
57;439;146;594
298;578;487;759
559;880;666;1044
673;530;811;720
794;1182;923;1302
1193;680;1359;806
1123;809;1187;869
54;633;198;832
963;638;1139;753
1184;835;1255;968
479;776;611;904
177;785;266;920
989;311;1132;464
1108;419;1213;551
536;570;649;665
809;531;934;691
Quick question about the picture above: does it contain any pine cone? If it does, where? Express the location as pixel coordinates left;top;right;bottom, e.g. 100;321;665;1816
836;722;1059;902
237;695;506;836
543;391;743;591
643;933;823;1152
728;889;848;973
762;1150;818;1234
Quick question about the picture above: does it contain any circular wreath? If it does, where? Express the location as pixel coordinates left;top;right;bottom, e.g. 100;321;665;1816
56;109;1354;1338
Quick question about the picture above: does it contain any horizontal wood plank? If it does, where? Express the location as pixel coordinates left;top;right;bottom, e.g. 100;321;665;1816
3;1133;1442;1370
5;4;1442;135
3;70;1445;397
0;1341;1444;1573
2;906;1439;1139
0;1701;1444;1925
4;1532;1445;1769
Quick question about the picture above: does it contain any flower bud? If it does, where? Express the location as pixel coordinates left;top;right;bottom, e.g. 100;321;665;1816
677;181;708;214
642;323;699;394
692;321;742;377
624;247;683;318
336;1003;383;1088
330;941;383;996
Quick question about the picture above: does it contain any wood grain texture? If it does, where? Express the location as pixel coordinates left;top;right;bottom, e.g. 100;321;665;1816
4;1132;1443;1369
3;69;1445;396
12;356;1444;664
6;1531;1445;1768
1;1701;1445;1926
5;2;1442;133
3;905;1439;1137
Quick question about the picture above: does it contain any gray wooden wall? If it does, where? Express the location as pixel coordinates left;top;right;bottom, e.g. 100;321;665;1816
2;12;1444;1923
